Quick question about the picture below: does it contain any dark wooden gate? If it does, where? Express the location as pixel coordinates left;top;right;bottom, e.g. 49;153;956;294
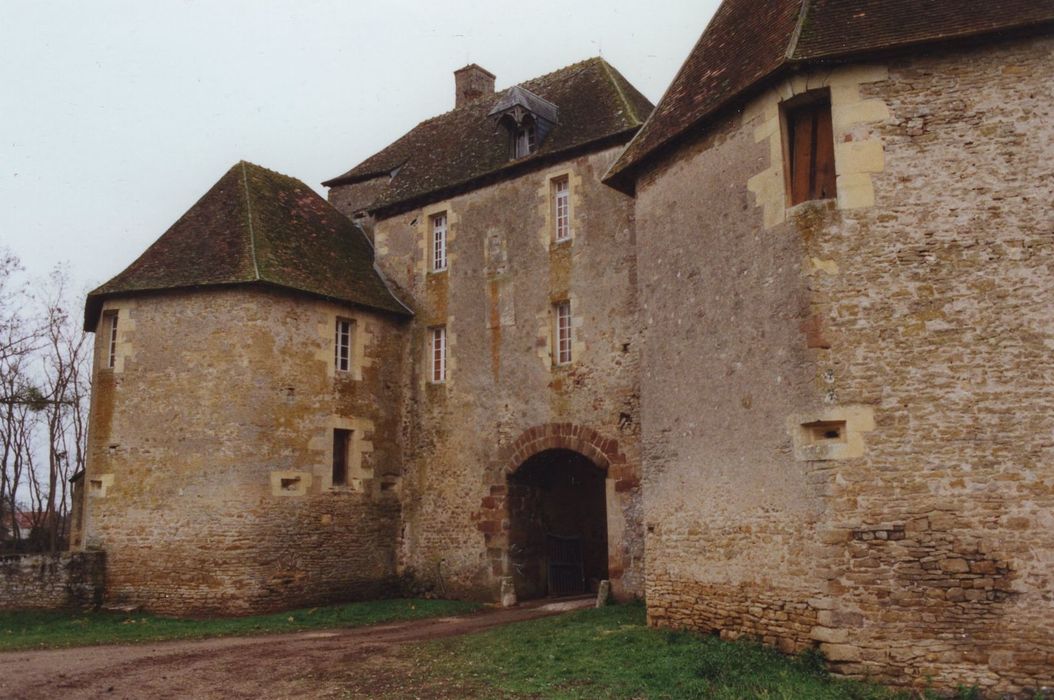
546;534;585;596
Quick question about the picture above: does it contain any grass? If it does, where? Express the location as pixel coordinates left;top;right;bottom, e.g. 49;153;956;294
0;598;479;651
412;602;904;699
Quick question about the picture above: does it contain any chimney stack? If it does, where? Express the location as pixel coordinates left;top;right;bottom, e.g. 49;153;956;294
454;64;496;108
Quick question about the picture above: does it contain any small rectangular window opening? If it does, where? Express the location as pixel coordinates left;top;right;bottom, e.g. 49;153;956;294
430;326;447;383
553;177;570;242
280;477;301;492
334;318;353;373
803;420;847;444
89;479;104;492
432;213;448;272
783;90;837;205
555;301;572;365
332;429;351;487
105;311;119;369
515;123;536;158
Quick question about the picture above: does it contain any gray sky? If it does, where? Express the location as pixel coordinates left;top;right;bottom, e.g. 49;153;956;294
1;1;718;295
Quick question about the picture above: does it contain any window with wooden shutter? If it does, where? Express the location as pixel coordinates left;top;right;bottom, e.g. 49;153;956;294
783;91;836;205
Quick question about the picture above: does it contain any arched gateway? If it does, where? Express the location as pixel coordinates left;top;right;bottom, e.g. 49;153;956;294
508;449;608;598
477;423;636;602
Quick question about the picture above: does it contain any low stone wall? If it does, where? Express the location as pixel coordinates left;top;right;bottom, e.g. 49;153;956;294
0;551;105;610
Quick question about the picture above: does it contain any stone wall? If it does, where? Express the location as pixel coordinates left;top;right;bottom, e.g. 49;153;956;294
79;286;409;615
634;35;1053;695
0;552;105;610
335;145;644;602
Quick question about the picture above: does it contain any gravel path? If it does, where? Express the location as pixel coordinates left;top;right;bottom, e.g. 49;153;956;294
0;597;594;699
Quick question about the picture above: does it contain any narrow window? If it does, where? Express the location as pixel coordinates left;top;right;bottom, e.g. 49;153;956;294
552;177;570;242
334;317;353;373
332;429;351;487
431;213;447;272
514;122;536;158
105;311;118;369
783;91;836;205
554;301;572;365
430;326;447;383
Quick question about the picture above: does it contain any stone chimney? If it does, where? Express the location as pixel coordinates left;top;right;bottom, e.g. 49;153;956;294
454;64;496;108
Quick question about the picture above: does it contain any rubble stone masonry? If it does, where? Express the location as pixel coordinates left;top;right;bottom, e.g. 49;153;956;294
336;145;644;601
79;287;409;615
0;552;105;610
634;36;1053;694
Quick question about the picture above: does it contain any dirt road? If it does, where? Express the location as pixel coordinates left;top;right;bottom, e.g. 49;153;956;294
0;598;593;699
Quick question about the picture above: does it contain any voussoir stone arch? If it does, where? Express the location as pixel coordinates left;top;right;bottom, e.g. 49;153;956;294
500;422;624;474
477;422;635;582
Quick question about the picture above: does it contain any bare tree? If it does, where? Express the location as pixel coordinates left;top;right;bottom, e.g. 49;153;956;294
33;269;92;551
0;251;91;553
0;249;41;547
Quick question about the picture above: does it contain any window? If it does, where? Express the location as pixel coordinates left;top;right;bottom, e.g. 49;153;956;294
105;311;118;369
430;326;447;383
514;121;536;158
783;90;836;205
431;212;447;272
334;317;353;373
552;176;570;242
332;429;351;486
554;301;572;365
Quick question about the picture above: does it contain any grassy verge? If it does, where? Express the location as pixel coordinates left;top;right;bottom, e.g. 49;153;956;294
0;598;479;651
410;602;903;699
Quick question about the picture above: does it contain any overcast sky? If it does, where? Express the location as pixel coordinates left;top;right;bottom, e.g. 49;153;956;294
1;1;719;296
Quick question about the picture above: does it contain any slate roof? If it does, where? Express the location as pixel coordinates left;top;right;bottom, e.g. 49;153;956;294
323;57;653;215
606;0;1054;187
84;161;410;331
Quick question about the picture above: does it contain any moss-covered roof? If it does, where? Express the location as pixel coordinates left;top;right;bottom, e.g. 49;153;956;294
606;0;1054;187
84;161;411;330
323;57;653;215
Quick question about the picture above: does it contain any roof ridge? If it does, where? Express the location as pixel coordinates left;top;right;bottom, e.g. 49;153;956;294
240;161;262;281
785;0;810;60
598;57;641;125
519;56;601;88
418;56;604;124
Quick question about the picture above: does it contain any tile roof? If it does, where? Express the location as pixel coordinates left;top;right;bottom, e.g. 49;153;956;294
606;0;1054;187
323;57;653;216
84;161;410;331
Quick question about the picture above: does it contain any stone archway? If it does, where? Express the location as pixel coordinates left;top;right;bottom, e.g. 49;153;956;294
508;449;608;599
476;423;635;602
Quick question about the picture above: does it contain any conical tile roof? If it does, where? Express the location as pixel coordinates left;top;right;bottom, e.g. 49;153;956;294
84;161;410;330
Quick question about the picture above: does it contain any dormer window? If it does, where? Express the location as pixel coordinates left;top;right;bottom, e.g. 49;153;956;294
514;119;536;158
489;85;559;161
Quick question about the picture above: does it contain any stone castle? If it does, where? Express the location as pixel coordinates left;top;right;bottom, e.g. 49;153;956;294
72;0;1053;693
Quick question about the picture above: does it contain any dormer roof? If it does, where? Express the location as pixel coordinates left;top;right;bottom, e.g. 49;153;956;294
488;85;560;126
323;57;653;217
84;161;411;331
